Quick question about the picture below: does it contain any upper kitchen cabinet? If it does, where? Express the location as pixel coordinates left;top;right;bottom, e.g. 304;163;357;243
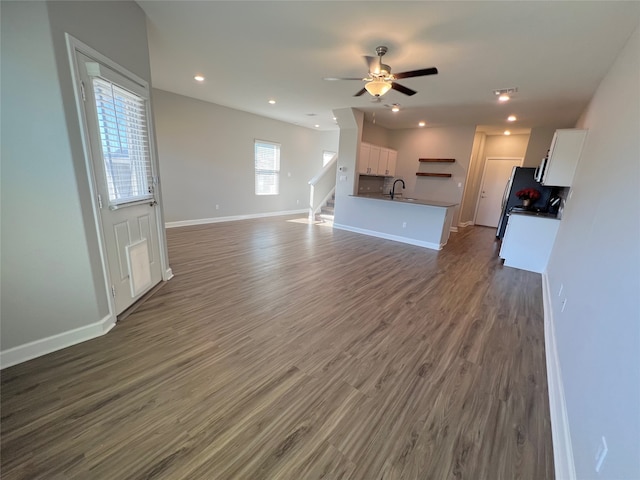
539;129;587;186
379;148;397;177
359;142;397;177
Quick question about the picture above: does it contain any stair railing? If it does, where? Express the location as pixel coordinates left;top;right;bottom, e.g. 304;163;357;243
308;153;338;219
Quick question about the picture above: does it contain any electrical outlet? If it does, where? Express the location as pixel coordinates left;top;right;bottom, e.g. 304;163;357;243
561;298;567;312
402;222;407;228
215;204;219;210
296;199;299;205
595;436;608;473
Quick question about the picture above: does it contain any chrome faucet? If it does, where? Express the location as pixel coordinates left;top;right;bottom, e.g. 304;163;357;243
390;179;405;200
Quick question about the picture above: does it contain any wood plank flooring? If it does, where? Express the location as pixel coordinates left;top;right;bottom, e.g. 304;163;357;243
1;216;554;479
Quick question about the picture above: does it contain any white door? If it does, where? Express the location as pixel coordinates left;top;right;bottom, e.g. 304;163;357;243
475;157;523;227
77;52;163;315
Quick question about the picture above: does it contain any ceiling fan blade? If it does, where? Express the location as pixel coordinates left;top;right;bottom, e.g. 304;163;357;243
393;67;438;79
354;87;367;97
391;82;417;96
323;77;366;81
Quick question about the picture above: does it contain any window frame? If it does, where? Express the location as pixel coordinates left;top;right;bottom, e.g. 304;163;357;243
254;140;281;196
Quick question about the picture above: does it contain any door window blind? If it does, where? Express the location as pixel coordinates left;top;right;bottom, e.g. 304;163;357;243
255;141;280;195
92;78;153;206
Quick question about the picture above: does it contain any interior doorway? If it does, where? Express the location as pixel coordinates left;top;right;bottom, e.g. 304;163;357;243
474;157;523;228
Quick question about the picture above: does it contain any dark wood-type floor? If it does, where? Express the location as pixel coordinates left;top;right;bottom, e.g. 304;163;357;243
1;217;554;479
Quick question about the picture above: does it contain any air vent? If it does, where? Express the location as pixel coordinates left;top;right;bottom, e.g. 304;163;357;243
493;87;518;96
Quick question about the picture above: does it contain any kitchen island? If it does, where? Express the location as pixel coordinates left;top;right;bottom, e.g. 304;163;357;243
333;194;458;250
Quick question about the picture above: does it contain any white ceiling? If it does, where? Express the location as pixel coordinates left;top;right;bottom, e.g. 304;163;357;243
137;1;640;132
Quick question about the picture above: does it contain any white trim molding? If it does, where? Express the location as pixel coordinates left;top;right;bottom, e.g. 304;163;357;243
333;223;443;250
164;268;174;281
0;315;116;370
542;272;577;480
458;221;475;228
450;226;459;233
165;209;307;228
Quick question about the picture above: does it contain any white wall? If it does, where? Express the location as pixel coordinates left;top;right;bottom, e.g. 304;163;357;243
1;1;159;360
362;120;391;147
458;132;486;225
152;89;339;223
483;133;529;159
389;126;476;228
546;24;640;479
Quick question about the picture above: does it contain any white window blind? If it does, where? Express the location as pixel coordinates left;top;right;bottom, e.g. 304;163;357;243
92;78;153;206
255;141;280;195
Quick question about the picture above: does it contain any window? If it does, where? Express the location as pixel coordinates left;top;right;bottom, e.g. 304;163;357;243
92;77;153;206
255;140;280;195
323;150;336;167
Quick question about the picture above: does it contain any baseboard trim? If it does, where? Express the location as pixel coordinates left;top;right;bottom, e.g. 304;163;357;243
333;223;442;250
164;267;174;281
0;314;116;370
165;209;308;228
458;221;475;228
542;272;576;480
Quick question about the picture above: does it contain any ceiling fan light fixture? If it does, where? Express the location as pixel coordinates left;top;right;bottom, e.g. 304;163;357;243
365;78;392;97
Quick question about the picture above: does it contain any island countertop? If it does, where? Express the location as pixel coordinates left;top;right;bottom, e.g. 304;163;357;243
334;194;459;250
351;193;458;208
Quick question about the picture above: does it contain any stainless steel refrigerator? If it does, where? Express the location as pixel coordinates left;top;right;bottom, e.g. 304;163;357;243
496;167;553;238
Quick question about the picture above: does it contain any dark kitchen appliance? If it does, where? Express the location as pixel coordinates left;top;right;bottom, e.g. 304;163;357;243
496;167;554;239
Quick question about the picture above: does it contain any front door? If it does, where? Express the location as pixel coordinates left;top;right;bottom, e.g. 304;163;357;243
77;52;162;315
475;157;522;228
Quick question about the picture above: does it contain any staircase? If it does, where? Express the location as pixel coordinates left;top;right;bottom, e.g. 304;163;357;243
308;154;337;223
317;193;335;223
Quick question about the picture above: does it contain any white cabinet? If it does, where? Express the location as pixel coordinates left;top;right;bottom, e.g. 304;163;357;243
369;145;381;174
499;214;560;273
358;143;371;174
359;142;397;177
541;129;587;186
378;148;397;176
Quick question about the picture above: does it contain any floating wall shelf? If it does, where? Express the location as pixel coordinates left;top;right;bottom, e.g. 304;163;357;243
416;172;452;178
418;158;456;163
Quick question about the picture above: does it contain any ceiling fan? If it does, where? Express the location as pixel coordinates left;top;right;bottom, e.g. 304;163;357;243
324;46;438;97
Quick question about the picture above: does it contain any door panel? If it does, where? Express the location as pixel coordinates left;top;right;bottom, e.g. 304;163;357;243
475;158;522;227
77;52;162;314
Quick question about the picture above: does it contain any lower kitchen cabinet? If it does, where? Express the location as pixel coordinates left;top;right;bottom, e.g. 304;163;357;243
499;213;560;273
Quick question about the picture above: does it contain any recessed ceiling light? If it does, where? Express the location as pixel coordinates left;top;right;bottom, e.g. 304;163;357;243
418;121;426;127
507;115;517;122
498;94;510;102
504;130;511;135
391;104;400;113
314;124;320;128
268;99;276;105
194;75;205;82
